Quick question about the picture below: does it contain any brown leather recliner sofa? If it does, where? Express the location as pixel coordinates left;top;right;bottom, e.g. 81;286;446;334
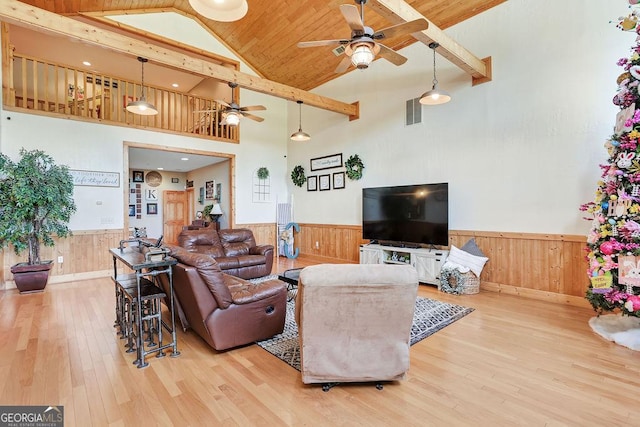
158;247;287;351
177;227;273;280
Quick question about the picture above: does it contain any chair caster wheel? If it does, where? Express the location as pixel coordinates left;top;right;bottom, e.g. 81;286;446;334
376;383;383;390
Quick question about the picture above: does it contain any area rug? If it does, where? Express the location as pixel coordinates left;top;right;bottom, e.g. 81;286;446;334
255;292;475;372
589;314;640;351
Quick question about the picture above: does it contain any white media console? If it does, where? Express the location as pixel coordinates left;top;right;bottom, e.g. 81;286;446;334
359;243;449;285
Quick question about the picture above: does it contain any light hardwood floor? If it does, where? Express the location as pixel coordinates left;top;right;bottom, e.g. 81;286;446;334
0;255;639;426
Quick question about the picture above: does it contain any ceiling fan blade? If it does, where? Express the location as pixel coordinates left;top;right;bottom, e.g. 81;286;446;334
193;110;216;113
335;55;352;74
215;99;231;108
242;112;265;122
373;19;429;40
298;39;349;48
378;44;408;66
340;4;364;33
239;105;266;112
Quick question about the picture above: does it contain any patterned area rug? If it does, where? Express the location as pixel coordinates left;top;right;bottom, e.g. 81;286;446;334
255;289;475;372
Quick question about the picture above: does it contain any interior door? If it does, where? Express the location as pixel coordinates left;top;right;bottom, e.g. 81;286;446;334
163;190;187;245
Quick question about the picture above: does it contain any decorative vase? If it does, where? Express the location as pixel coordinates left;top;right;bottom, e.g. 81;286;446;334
10;261;53;293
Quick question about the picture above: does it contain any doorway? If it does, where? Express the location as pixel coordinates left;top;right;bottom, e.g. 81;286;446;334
123;142;234;242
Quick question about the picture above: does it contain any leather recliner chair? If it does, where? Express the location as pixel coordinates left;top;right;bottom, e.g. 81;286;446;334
158;248;287;351
178;227;273;280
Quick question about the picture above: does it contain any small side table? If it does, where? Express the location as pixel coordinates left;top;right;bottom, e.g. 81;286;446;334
278;268;303;302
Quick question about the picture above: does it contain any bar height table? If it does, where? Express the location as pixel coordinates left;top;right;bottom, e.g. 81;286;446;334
110;245;180;368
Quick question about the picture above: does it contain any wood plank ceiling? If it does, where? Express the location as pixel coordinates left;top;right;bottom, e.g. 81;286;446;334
16;0;506;91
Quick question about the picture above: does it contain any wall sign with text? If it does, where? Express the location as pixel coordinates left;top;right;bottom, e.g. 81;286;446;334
70;170;120;187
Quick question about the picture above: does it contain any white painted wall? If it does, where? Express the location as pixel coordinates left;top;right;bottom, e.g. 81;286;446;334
285;0;624;235
0;1;627;237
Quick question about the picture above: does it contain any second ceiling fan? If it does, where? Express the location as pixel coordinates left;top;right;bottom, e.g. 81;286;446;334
298;0;429;73
201;82;266;126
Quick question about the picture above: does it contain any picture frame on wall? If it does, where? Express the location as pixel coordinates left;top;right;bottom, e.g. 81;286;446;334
319;174;331;191
132;170;144;182
147;203;158;215
128;205;135;217
307;175;318;191
216;182;222;201
206;180;215;199
333;172;345;189
310;153;343;171
171;178;179;183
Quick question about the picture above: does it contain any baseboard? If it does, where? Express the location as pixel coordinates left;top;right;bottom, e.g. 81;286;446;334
481;281;592;309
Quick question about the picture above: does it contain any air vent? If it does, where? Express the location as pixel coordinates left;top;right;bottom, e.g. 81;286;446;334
405;97;422;126
332;45;346;56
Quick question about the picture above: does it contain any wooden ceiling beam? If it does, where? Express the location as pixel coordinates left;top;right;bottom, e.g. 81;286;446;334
0;0;358;118
369;0;492;84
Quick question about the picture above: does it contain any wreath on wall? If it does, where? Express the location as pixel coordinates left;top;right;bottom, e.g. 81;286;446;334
257;167;269;180
291;165;306;187
345;154;365;180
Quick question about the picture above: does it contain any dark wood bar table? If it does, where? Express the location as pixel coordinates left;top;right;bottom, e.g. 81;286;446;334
110;244;180;368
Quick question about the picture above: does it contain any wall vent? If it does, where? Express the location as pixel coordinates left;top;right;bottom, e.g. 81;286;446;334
405;97;422;126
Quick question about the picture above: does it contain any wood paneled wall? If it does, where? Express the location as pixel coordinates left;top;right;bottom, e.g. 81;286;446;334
0;224;591;308
293;224;590;307
1;229;126;290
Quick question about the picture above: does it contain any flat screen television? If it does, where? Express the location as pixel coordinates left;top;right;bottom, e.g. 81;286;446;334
362;183;448;247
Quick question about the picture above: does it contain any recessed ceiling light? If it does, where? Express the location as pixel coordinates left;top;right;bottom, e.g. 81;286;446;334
157;167;164;170
82;61;91;66
181;157;189;161
172;83;179;88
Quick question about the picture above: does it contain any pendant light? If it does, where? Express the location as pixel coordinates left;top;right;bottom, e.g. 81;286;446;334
188;0;248;22
126;57;158;116
419;42;451;105
290;100;311;141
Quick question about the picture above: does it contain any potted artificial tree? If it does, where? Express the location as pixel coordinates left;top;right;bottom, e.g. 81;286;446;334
0;148;76;293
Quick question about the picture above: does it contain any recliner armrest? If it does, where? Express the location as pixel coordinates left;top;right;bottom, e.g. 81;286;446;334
250;245;274;256
225;276;286;305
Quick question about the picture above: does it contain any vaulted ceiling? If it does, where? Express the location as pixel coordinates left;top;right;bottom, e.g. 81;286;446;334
15;0;506;91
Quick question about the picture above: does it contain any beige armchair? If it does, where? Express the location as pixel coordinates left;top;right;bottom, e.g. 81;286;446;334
295;264;419;387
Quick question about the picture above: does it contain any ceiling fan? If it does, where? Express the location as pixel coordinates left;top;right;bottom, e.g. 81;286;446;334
297;0;428;74
197;82;266;126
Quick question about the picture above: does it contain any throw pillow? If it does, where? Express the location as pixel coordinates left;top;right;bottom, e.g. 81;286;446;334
461;238;486;258
446;245;488;277
134;227;147;238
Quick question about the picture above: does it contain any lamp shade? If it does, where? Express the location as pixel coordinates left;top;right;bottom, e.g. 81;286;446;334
351;44;375;69
419;86;451;105
126;99;158;115
291;100;311;141
127;57;158;116
210;203;223;215
188;0;248;22
223;111;241;126
419;42;451;106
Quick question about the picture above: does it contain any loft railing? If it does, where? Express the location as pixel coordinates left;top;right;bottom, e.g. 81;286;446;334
5;52;238;142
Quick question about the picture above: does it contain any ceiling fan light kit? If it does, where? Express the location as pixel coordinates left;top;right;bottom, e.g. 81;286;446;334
188;0;248;22
223;111;241;126
297;0;428;74
126;57;159;116
420;42;451;106
291;100;311;141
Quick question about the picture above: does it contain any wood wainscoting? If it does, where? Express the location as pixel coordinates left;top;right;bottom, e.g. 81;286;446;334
236;223;278;249
1;229;126;290
292;224;591;307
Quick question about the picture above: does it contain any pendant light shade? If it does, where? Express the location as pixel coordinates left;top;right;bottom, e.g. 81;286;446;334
188;0;248;22
290;100;311;141
126;57;158;116
419;42;451;106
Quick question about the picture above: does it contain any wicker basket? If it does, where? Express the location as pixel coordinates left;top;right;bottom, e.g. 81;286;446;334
439;267;480;295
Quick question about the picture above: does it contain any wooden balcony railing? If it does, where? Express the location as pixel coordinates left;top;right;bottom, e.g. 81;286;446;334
5;52;238;142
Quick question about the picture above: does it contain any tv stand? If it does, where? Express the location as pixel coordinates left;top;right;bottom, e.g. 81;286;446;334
359;243;449;285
